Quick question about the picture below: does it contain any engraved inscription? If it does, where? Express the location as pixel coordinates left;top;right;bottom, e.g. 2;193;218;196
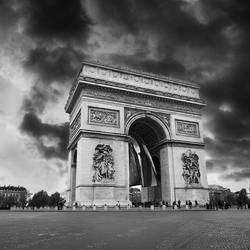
175;119;200;137
88;107;120;127
70;111;81;138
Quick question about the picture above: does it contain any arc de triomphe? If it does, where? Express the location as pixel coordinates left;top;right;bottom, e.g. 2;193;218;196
65;61;209;206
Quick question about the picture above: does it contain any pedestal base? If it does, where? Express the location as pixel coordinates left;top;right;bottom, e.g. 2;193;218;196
73;185;130;206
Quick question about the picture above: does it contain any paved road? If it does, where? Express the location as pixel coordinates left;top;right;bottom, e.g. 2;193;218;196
0;210;250;250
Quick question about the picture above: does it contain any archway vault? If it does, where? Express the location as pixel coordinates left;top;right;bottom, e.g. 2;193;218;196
126;112;170;204
125;112;170;149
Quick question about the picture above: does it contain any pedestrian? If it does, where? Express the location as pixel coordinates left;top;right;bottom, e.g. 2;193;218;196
117;201;121;210
172;201;176;209
177;200;181;209
195;200;198;207
188;200;192;209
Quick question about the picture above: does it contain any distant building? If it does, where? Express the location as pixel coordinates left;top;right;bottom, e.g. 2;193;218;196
209;185;230;192
0;185;28;203
209;185;233;204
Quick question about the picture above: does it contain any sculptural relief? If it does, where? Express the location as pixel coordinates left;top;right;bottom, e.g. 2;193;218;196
181;150;201;185
88;107;120;127
92;144;115;183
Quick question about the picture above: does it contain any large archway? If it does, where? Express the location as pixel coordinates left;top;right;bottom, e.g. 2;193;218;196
127;115;168;206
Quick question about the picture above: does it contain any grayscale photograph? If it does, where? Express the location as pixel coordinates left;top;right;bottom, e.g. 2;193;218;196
0;0;250;249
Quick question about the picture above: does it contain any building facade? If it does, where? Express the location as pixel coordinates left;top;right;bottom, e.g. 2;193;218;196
65;61;209;206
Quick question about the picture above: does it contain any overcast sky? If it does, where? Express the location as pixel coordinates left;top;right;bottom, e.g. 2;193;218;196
0;0;249;194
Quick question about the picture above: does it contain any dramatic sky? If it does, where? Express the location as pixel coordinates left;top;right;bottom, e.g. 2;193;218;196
0;0;250;194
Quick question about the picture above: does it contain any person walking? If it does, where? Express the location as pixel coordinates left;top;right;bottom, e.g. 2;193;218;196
177;200;181;209
188;200;192;209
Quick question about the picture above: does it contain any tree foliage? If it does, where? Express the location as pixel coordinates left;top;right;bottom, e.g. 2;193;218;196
29;190;50;208
28;190;65;208
237;188;248;207
49;192;65;207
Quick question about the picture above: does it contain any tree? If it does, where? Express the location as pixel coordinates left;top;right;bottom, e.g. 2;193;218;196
30;190;50;208
49;192;65;208
237;188;248;208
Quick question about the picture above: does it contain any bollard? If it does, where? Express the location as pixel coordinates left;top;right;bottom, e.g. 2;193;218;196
82;205;86;211
162;205;166;210
150;205;154;211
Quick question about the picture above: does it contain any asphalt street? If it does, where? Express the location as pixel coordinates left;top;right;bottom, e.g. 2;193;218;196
0;210;250;250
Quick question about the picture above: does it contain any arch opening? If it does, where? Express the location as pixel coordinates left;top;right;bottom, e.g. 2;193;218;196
128;116;166;206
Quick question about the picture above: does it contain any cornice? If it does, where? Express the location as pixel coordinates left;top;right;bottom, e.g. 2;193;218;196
67;129;130;149
65;79;205;114
150;139;205;151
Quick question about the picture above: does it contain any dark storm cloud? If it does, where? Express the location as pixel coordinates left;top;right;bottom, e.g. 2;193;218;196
22;0;91;42
109;54;186;77
20;113;69;160
0;0;18;30
93;0;231;80
24;46;85;83
200;1;250;182
18;0;91;161
223;169;250;182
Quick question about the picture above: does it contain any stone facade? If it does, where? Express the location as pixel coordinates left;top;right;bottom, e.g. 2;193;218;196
65;61;209;206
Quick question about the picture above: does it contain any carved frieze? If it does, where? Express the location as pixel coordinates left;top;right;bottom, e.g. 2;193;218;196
92;144;115;183
83;86;202;116
81;65;200;99
70;111;81;139
175;119;200;138
88;107;120;127
181;150;201;185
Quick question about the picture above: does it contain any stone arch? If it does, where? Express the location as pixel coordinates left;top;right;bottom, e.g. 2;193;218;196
126;113;171;204
125;112;170;143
